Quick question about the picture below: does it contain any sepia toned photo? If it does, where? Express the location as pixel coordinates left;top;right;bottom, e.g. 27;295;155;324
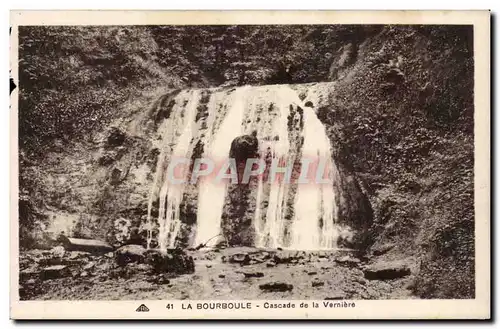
10;10;490;319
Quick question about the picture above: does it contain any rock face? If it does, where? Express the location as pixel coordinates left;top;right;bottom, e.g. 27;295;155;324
221;133;260;247
363;260;411;280
25;84;374;252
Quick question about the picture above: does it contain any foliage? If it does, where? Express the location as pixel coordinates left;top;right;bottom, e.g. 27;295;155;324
322;25;474;298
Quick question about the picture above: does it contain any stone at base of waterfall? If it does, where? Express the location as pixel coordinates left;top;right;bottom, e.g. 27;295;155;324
40;265;70;280
335;255;361;267
147;273;170;285
242;271;264;278
228;253;250;264
50;246;66;258
226;250;273;266
312;279;325;287
259;282;293;292
115;244;147;266
145;249;195;274
363;260;411;280
324;293;347;300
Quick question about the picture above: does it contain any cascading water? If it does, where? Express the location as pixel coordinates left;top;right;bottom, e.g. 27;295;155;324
195;87;249;246
147;83;343;251
290;91;340;249
147;90;201;250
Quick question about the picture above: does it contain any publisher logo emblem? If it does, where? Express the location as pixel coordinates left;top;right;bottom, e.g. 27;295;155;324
136;304;150;312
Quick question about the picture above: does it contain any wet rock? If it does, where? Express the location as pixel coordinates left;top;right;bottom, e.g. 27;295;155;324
273;254;292;264
228;253;250;264
147;273;170;285
68;251;91;260
312;279;325;287
20;268;39;281
363;260;411;280
318;251;328;259
57;235;114;253
259;282;293;292
40;265;70;280
335;255;361;267
145;248;195;274
353;277;367;285
115;244;147;266
83;261;96;271
51;246;66;258
25;279;37;285
230;134;259;163
106;127;126;147
242;271;264;278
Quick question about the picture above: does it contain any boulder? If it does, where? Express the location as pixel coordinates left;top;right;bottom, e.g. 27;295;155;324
20;268;39;281
228;253;250;264
40;265;70;280
147;273;170;285
50;246;65;258
68;251;91;260
83;261;96;271
266;261;276;268
57;235;113;253
312;279;325;287
115;244;147;266
363;260;411;280
145;248;195;274
242;271;264;278
259;282;293;292
335;255;361;267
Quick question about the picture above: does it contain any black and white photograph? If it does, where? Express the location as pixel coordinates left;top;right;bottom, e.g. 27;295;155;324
10;10;490;320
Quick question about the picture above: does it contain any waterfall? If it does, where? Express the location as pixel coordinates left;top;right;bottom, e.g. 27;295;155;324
147;90;201;250
195;87;249;246
290;97;340;249
147;83;343;251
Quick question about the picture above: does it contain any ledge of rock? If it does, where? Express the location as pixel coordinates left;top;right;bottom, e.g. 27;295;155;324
363;260;411;280
57;235;113;253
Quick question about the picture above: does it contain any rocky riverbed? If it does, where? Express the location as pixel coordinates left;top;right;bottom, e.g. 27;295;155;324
19;246;417;300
